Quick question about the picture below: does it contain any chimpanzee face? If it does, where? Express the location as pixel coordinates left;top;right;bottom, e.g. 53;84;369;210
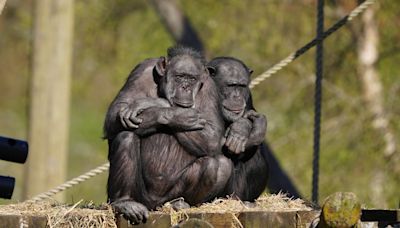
211;60;252;123
156;55;206;108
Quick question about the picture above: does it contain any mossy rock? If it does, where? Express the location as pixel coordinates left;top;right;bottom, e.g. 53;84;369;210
321;192;361;228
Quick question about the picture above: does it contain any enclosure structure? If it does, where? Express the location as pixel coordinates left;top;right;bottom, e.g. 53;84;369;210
0;193;399;227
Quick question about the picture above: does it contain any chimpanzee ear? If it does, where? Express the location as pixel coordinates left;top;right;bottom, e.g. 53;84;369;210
248;68;254;75
155;56;167;76
207;66;216;77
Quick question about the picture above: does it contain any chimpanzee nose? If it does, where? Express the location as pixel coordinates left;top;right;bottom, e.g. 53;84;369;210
231;89;241;99
182;82;190;90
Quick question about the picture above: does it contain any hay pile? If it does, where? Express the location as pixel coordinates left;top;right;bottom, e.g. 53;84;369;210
161;193;312;213
159;193;313;226
0;200;117;228
0;193;312;227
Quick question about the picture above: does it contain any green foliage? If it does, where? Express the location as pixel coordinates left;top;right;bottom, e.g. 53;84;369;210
0;0;399;207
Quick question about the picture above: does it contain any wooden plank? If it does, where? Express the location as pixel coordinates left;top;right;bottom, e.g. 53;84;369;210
296;210;320;228
115;210;326;227
189;212;238;227
178;218;214;228
238;211;298;228
0;215;47;227
116;213;171;228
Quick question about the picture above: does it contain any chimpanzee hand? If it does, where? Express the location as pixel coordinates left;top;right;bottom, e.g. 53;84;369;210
160;107;206;131
111;200;149;225
119;105;143;129
119;98;171;129
224;117;252;154
244;110;267;146
244;110;266;127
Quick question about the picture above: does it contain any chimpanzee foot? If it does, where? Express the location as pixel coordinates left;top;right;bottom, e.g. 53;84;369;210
243;201;257;208
171;198;190;210
111;200;149;224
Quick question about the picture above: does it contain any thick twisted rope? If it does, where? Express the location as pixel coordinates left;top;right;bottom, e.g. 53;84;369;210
312;0;324;204
27;0;376;202
249;0;376;89
25;163;110;203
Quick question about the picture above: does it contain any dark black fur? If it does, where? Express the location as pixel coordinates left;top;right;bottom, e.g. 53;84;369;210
104;47;231;224
207;57;269;201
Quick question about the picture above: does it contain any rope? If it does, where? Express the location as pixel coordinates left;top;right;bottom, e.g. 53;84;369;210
27;0;376;202
25;163;110;203
249;0;376;89
312;0;324;204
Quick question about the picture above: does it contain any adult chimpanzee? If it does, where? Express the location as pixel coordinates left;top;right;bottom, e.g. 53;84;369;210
207;57;269;201
104;47;232;224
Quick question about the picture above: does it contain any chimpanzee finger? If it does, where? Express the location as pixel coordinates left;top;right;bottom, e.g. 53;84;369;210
228;135;239;153
138;203;149;223
123;117;139;129
225;126;232;138
191;123;205;130
120;118;128;129
236;137;247;154
241;139;247;152
119;109;129;128
234;138;243;154
232;135;242;154
124;111;140;128
235;136;246;154
123;208;139;225
129;112;143;125
225;135;234;149
220;137;227;146
132;208;143;224
244;110;256;118
198;118;207;125
142;208;149;223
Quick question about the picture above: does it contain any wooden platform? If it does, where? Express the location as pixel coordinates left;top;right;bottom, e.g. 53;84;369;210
1;209;399;227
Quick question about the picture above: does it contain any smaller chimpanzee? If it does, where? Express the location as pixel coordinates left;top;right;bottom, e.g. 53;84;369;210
207;57;269;201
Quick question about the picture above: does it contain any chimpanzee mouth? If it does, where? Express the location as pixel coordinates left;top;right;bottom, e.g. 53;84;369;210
223;107;244;115
173;99;194;108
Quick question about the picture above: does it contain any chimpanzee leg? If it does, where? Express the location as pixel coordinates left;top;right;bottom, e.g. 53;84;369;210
107;131;149;224
180;155;233;205
224;145;269;201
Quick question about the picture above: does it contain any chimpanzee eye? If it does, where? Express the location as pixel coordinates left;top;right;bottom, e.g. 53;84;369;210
190;77;196;82
175;75;184;82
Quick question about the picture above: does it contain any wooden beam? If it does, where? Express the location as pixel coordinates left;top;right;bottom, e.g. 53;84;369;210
24;0;74;201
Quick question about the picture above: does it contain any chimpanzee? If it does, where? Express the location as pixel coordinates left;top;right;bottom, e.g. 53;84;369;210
104;47;232;224
207;57;269;201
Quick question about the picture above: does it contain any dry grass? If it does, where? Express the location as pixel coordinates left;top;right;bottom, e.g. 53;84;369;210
159;193;313;226
0;200;117;228
0;193;312;227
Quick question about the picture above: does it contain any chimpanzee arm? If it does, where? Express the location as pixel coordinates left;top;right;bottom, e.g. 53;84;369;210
173;80;225;157
104;58;159;140
119;98;171;129
174;120;223;157
224;110;266;154
245;110;267;148
223;117;252;154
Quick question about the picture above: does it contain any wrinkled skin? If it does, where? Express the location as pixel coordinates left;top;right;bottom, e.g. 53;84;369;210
208;57;269;201
104;47;230;224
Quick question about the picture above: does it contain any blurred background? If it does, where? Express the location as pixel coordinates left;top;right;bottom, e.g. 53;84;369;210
0;0;398;208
